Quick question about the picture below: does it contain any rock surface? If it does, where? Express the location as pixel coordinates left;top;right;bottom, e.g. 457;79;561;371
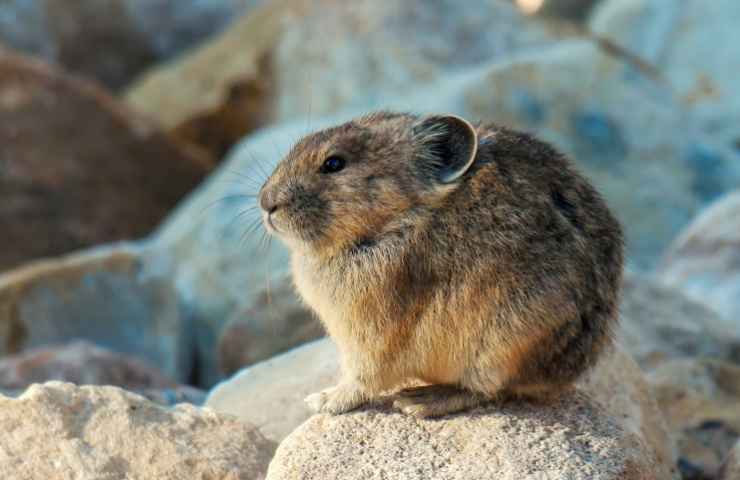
0;382;274;479
261;343;675;479
590;0;740;152
648;358;740;478
0;0;263;89
0;244;193;384
719;441;740;480
0;49;212;272
217;279;323;377
657;190;740;324
207;339;338;443
0;384;207;408
0;340;176;390
620;272;740;369
125;0;562;158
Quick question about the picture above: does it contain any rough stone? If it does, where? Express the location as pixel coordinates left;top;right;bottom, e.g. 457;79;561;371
0;48;212;272
657;190;740;324
0;244;193;384
0;340;176;390
719;441;740;480
0;0;263;90
207;339;338;443
619;272;740;369
263;344;675;479
217;279;323;377
0;384;207;408
0;382;274;480
648;358;740;479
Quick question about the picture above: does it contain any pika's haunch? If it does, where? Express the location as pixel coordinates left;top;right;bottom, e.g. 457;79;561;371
259;111;623;418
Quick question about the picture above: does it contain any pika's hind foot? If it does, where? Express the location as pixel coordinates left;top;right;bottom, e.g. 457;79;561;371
392;384;491;418
305;382;369;415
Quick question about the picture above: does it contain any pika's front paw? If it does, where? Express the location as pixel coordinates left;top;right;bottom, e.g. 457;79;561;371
304;389;331;412
304;383;368;415
392;385;489;418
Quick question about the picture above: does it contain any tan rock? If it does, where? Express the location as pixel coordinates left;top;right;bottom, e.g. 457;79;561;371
581;345;677;476
719;441;740;480
0;382;275;480
648;358;740;478
657;190;740;324
619;272;740;369
124;0;289;158
265;346;674;479
0;48;212;272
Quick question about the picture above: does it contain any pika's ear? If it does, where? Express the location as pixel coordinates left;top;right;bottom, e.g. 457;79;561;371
413;114;478;184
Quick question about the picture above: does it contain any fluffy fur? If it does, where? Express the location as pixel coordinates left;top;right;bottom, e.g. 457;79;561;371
259;111;624;418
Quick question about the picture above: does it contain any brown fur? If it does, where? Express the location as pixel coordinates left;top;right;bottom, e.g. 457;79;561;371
259;111;624;417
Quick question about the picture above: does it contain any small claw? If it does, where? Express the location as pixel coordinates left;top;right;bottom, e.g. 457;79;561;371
304;391;328;412
393;397;433;418
304;383;369;415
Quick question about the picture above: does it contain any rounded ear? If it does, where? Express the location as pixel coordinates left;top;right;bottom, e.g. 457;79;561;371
413;114;478;184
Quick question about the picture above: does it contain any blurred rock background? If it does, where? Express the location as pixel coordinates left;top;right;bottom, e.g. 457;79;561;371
0;1;739;478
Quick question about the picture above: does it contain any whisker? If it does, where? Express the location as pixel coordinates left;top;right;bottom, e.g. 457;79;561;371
223;172;265;194
240;217;264;247
226;169;259;183
263;234;273;320
220;208;257;241
222;175;263;191
243;150;271;184
199;194;257;216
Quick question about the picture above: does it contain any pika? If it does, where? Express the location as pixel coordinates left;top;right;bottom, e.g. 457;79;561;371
259;111;623;418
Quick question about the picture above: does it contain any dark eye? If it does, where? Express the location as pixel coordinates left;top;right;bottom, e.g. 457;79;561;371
319;155;346;174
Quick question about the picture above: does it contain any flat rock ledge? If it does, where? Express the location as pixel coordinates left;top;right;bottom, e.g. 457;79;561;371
0;382;275;480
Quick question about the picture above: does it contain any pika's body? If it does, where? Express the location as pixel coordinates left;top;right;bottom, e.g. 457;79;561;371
260;111;623;417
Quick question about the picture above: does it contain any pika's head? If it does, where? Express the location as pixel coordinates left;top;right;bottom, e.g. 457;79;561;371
259;111;478;255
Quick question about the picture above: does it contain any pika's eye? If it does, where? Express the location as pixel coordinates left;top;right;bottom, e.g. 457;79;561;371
319;155;346;174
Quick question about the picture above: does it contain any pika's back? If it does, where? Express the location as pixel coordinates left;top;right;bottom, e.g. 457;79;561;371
435;123;622;268
415;123;624;386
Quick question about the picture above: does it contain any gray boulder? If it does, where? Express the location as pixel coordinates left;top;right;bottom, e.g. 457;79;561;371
0;244;194;383
591;0;740;154
657;190;740;325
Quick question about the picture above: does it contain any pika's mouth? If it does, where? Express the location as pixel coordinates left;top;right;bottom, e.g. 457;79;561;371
262;211;280;234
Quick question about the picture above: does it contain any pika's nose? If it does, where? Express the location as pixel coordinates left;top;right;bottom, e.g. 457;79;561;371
259;189;282;214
